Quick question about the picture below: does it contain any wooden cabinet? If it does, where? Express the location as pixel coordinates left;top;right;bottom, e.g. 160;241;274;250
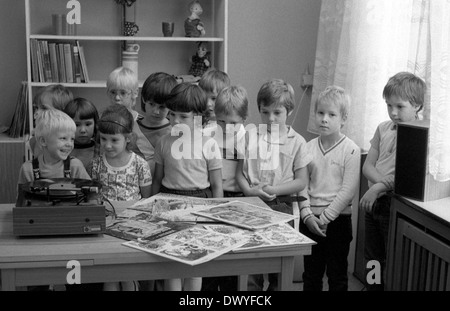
0;139;26;204
24;0;228;143
386;195;450;291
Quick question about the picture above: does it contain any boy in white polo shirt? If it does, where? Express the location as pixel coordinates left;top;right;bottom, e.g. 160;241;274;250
299;86;361;291
236;79;311;291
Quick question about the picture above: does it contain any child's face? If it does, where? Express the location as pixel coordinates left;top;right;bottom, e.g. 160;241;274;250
216;110;244;137
386;95;419;124
108;88;136;109
99;133;129;159
206;90;218;121
74;117;95;145
315;101;346;137
259;103;290;132
144;100;169;125
40;129;75;162
168;110;198;132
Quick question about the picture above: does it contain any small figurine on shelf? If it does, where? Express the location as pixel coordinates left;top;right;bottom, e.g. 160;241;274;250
115;0;139;36
188;42;211;77
184;0;206;37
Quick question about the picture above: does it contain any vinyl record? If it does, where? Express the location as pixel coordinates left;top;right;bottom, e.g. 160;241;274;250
23;178;102;198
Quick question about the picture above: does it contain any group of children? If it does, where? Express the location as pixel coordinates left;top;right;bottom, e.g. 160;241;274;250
18;64;427;291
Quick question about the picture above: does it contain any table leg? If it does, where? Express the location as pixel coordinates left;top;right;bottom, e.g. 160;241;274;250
279;256;294;291
237;275;248;291
1;270;16;291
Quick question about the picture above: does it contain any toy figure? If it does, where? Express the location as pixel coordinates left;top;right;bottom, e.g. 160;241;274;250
188;42;210;77
184;0;206;37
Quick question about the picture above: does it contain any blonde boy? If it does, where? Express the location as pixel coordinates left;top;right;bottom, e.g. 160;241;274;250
18;108;90;184
236;79;311;291
300;86;361;291
106;67;156;175
29;84;74;158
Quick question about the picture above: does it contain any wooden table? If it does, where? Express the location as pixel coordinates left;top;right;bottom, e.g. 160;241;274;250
0;197;311;291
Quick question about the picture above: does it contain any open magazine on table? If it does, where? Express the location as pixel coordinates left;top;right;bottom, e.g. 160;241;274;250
130;193;231;223
191;200;298;230
202;223;316;253
106;209;193;241
123;225;248;266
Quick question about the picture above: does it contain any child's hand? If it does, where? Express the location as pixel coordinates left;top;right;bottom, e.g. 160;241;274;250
262;184;275;196
360;188;378;213
305;216;326;237
248;183;276;201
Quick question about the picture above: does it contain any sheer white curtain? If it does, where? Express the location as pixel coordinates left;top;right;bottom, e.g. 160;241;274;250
428;1;450;181
308;0;450;181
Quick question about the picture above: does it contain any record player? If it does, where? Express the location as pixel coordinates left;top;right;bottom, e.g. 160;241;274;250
13;178;106;236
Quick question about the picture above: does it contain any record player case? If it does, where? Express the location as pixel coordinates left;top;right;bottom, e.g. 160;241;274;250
13;179;106;236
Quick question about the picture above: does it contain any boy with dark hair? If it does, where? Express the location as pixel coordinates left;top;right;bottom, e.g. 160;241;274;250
360;72;426;291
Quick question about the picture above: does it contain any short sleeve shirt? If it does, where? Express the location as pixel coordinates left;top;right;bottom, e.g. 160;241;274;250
18;155;91;184
243;126;312;188
155;134;222;190
91;152;152;201
369;120;397;187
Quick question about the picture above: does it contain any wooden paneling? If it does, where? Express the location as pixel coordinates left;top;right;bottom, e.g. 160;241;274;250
0;141;25;203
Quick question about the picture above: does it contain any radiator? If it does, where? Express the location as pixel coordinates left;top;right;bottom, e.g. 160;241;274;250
392;218;450;291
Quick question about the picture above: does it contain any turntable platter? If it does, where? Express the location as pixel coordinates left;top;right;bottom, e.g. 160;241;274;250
23;178;102;198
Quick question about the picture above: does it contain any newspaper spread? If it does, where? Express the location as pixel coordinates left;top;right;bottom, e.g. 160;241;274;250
123;225;247;266
202;223;316;252
192;201;298;230
130;193;231;222
106;209;192;241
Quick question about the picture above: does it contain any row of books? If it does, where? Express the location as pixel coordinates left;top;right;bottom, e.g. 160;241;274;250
30;39;89;84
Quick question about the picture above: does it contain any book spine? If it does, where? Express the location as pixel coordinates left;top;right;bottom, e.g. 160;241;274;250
36;40;45;82
30;39;39;82
78;45;89;83
48;42;59;83
58;43;66;83
41;40;52;82
72;45;82;83
63;43;74;83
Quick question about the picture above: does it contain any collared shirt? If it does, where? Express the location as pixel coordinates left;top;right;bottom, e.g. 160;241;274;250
243;126;312;189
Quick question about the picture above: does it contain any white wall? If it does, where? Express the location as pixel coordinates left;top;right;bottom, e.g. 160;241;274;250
228;0;321;142
0;0;27;130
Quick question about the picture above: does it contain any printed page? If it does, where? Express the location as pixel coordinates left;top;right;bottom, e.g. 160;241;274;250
192;201;299;230
123;225;247;266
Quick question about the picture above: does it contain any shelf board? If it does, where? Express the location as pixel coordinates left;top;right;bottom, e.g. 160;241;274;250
0;132;26;143
29;81;146;88
29;81;106;88
30;35;224;42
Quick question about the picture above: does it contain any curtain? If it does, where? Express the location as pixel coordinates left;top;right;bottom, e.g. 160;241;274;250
308;0;450;182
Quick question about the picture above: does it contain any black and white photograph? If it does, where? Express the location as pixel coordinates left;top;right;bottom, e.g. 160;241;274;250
0;0;449;300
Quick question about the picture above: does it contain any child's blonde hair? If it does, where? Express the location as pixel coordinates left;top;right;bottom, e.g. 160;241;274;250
199;69;231;94
106;67;138;92
34;108;76;143
257;79;295;113
315;86;351;119
382;72;426;113
33;84;73;111
214;85;249;121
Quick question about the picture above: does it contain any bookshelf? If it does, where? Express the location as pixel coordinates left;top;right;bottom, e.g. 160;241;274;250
24;0;229;144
